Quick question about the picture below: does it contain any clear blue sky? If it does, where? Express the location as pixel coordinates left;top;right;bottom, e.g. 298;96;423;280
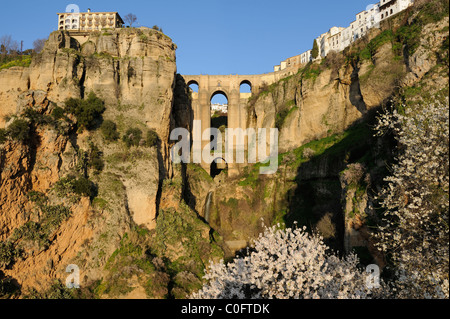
0;0;373;75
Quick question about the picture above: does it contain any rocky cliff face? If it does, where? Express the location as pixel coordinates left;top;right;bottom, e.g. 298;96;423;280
0;28;200;297
0;28;177;143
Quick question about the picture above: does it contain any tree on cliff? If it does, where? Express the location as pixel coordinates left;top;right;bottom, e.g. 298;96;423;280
311;39;319;59
124;13;137;27
374;98;449;299
32;38;46;54
191;225;388;299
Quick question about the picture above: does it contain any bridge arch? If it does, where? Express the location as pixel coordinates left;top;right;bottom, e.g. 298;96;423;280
210;89;229;102
210;90;228;136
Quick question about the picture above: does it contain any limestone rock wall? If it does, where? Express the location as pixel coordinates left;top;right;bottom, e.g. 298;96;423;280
0;29;177;144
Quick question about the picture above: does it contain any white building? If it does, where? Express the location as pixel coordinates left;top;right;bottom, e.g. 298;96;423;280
379;0;413;21
315;27;345;58
211;104;228;115
340;24;354;51
300;50;312;64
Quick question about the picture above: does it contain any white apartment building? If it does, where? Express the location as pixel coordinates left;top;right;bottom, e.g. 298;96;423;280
316;27;345;57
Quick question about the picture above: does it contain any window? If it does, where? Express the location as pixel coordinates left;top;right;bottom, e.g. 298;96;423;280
381;14;384;19
390;9;393;14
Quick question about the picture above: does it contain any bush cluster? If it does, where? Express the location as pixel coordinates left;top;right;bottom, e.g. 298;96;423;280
122;128;159;148
122;128;142;147
54;175;97;199
3;119;31;143
64;92;105;130
100;120;120;142
87;143;104;174
0;241;22;269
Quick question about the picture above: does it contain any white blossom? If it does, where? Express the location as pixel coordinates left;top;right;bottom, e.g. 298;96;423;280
374;98;449;299
191;225;388;299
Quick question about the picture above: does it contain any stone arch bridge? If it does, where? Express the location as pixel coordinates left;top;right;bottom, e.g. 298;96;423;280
181;72;292;176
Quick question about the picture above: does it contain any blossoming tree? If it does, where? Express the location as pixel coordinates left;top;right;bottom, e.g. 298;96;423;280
374;99;449;299
192;225;387;299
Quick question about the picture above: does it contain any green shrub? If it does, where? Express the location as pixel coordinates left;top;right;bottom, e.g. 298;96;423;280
275;108;290;130
51;106;66;120
24;281;74;299
0;55;32;71
41;205;71;230
11;204;71;249
100;120;120;141
54;175;97;199
22;108;51;126
11;221;49;248
64;92;105;130
122;128;143;147
88;143;104;174
0;241;21;268
0;128;6;144
302;63;322;80
6;118;30;143
27;191;48;207
72;176;96;198
145;129;159;148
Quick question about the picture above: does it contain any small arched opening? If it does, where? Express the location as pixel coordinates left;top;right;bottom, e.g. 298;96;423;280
240;80;252;94
188;80;199;93
210;157;228;178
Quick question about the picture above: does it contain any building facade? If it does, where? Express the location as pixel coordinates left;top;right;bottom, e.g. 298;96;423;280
57;9;124;31
273;0;414;72
379;0;412;21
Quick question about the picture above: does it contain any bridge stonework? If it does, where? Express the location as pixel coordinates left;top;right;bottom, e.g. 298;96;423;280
181;71;293;176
